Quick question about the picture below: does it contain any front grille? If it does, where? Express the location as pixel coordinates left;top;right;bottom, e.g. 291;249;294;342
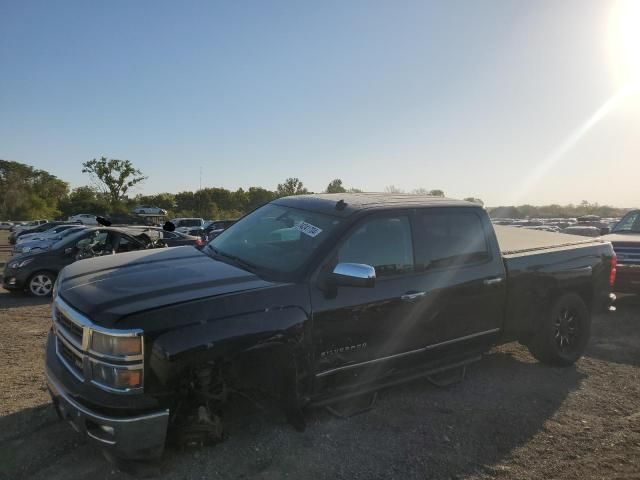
55;309;84;344
612;243;640;265
57;337;84;380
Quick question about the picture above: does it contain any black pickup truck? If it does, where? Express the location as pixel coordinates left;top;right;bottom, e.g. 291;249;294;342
45;194;616;461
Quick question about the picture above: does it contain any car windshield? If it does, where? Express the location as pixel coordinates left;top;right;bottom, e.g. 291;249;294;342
179;219;202;227
208;204;341;276
52;229;90;249
612;212;640;233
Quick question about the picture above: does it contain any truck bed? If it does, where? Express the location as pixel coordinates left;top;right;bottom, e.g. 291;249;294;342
494;225;603;256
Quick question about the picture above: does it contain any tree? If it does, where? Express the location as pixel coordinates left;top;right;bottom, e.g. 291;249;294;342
0;159;68;219
428;189;445;197
385;185;404;194
464;197;484;205
276;177;308;197
326;178;347;193
82;157;147;205
59;186;110;217
411;188;429;195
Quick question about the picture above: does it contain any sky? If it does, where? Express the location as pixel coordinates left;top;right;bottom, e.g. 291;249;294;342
1;0;638;207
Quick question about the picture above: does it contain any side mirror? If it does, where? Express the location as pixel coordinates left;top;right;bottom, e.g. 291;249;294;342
64;247;74;255
600;226;611;235
329;263;376;288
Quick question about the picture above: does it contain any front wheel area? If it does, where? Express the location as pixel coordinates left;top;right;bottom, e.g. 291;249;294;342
527;293;591;367
28;271;56;297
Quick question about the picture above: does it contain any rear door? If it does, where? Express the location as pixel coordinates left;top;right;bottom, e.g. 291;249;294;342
408;207;506;351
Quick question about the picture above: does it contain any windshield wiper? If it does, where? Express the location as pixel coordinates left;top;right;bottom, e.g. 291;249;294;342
209;246;259;273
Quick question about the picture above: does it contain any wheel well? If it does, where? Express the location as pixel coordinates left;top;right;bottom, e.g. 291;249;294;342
548;286;593;312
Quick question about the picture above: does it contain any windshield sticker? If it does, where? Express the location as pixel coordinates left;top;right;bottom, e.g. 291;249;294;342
295;221;323;238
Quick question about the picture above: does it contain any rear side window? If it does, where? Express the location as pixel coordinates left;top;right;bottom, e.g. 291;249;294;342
414;211;490;270
338;216;414;277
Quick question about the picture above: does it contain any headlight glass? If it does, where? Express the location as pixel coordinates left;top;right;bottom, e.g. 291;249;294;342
91;331;142;357
8;257;34;269
92;363;142;389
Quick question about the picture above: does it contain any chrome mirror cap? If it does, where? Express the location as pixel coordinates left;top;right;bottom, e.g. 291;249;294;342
331;263;376;287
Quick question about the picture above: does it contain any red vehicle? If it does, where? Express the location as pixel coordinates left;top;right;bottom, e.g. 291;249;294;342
604;210;640;294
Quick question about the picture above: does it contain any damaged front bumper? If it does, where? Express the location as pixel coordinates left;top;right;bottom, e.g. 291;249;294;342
46;367;170;460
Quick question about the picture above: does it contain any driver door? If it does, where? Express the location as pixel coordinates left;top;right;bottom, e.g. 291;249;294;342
310;212;422;390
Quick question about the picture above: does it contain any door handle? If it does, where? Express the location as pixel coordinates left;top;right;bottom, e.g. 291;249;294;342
401;291;426;302
483;277;504;286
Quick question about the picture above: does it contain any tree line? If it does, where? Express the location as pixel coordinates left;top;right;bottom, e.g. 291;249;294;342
0;157;631;221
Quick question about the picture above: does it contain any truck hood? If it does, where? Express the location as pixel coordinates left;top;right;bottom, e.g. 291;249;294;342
57;246;279;325
603;233;640;244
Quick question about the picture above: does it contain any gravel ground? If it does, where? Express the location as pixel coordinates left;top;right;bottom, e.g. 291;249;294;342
0;231;639;479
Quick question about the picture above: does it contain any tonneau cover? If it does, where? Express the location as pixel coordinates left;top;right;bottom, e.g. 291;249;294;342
495;225;603;255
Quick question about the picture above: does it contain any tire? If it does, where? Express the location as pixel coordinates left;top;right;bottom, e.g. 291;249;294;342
527;293;591;366
28;271;56;297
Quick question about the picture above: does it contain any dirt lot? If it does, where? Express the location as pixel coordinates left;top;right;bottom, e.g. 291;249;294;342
0;230;639;479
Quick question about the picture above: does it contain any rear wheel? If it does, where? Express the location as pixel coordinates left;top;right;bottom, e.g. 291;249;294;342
527;293;591;366
28;271;56;297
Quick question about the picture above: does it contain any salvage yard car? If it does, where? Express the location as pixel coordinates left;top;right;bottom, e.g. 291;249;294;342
45;193;616;462
604;209;640;294
4;227;151;296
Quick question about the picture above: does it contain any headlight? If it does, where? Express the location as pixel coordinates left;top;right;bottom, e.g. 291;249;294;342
52;277;60;299
92;363;142;389
91;331;143;358
7;257;34;269
21;247;31;253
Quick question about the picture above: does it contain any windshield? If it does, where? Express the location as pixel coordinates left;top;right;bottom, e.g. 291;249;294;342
612;211;640;233
52;229;90;249
209;204;341;276
178;219;202;227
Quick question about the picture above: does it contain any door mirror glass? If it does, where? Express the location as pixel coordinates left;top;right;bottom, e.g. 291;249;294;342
330;263;376;288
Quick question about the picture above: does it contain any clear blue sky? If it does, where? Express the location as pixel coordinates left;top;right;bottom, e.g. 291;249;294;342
1;0;638;206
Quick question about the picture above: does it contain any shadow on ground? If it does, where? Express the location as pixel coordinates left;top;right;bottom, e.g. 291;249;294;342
0;288;51;308
0;350;585;480
587;294;640;367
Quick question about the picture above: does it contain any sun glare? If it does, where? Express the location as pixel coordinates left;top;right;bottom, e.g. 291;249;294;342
610;0;640;86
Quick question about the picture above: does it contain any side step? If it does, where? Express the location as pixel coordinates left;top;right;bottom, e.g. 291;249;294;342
311;355;481;409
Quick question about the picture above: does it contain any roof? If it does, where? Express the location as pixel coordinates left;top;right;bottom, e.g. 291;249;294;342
273;193;478;217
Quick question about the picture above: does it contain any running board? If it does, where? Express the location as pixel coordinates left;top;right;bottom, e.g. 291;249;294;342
310;355;481;408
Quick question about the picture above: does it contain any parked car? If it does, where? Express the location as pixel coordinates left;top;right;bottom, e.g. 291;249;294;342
3;227;151;296
168;217;205;234
68;214;99;225
561;226;602;237
603;210;640;294
186;219;237;240
16;224;86;245
8;219;48;235
125;226;205;248
44;193;615;461
9;221;77;245
133;205;168;215
12;226;88;255
0;221;14;230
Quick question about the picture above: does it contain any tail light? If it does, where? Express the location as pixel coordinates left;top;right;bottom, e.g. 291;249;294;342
195;237;205;247
609;255;617;287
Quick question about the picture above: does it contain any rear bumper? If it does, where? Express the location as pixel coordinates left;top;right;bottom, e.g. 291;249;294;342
46;366;169;460
615;264;640;294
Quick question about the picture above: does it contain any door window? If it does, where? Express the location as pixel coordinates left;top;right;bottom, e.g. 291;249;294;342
414;211;490;270
338;216;414;276
116;234;143;253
